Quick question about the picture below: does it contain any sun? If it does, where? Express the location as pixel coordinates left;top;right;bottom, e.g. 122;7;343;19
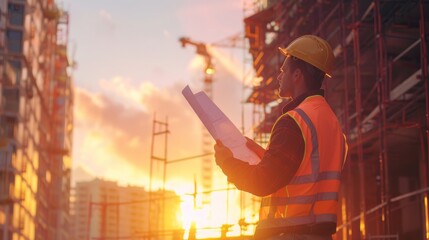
170;176;259;238
178;197;196;232
177;189;257;239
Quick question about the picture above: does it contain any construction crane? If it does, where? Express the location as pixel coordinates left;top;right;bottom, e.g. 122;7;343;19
179;35;257;234
179;37;215;75
179;37;215;205
179;33;243;74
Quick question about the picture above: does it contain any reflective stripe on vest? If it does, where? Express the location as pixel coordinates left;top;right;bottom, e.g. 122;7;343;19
261;192;338;206
294;108;319;176
257;214;338;229
257;96;348;230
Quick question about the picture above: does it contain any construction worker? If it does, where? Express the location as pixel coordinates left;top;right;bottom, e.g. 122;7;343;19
214;35;348;240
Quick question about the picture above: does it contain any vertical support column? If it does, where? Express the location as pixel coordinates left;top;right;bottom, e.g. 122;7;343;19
163;116;168;237
340;1;351;239
149;115;169;239
241;2;251;225
420;0;429;239
149;115;155;239
202;74;213;205
374;0;390;235
352;0;366;238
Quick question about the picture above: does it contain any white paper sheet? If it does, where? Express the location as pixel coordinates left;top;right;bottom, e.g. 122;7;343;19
182;85;261;165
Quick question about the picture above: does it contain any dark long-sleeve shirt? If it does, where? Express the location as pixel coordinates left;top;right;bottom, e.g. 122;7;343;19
217;90;324;196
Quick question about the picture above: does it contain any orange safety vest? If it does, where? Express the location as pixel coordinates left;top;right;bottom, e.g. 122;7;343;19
257;95;348;230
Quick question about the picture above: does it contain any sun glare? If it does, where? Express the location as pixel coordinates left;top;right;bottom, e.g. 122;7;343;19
208;46;243;82
177;188;258;239
179;198;195;231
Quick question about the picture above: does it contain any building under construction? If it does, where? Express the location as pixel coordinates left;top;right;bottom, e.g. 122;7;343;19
0;0;73;239
244;0;428;239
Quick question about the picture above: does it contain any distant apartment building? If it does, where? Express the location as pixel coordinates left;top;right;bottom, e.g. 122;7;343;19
72;179;182;240
73;179;120;239
0;0;73;240
119;185;149;238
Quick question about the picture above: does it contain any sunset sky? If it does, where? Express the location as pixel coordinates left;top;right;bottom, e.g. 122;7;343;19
62;0;259;234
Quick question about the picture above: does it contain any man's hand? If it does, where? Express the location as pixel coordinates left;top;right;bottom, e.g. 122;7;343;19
245;137;265;159
214;140;233;167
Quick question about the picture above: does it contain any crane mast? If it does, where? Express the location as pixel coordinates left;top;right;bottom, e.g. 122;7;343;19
179;37;215;205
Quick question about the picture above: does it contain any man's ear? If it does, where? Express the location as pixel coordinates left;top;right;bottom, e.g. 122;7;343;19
292;68;303;82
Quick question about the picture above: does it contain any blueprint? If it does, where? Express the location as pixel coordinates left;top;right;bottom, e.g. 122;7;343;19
182;85;261;165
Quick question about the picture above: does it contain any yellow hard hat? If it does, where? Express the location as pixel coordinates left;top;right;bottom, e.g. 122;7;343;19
278;35;334;78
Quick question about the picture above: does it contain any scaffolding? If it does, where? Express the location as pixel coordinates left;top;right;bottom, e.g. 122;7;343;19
244;0;429;239
0;0;73;239
149;115;169;239
49;9;73;240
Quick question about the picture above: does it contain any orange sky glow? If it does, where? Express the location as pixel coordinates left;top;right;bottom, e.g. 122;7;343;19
73;49;258;237
68;0;260;237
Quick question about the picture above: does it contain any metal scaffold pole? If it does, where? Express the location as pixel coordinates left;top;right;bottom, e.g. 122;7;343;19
340;1;352;239
374;0;390;235
149;114;169;239
352;0;367;238
420;0;429;239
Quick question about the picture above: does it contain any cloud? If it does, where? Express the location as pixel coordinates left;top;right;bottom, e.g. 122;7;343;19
71;53;257;229
98;76;148;111
208;46;243;83
72;37;253;190
73;80;202;189
74;87;151;180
